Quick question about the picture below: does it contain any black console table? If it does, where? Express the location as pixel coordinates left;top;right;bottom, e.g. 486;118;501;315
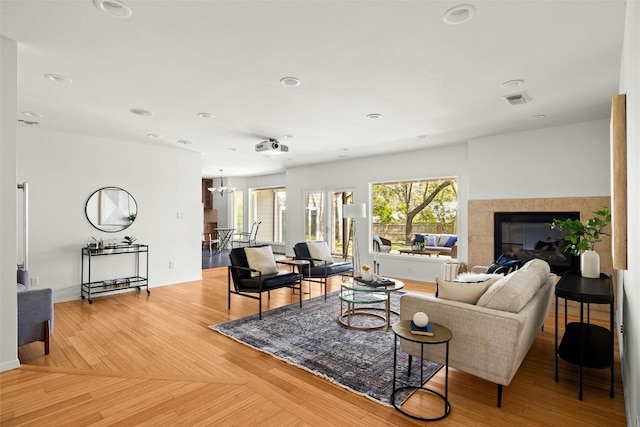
81;244;150;303
554;271;614;400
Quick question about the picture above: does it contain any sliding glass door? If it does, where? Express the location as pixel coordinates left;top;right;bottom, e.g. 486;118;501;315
303;189;353;258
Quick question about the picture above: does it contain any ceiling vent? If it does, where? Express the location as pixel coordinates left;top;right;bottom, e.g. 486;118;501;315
503;93;531;106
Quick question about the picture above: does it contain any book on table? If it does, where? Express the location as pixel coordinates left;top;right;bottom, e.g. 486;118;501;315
410;321;434;336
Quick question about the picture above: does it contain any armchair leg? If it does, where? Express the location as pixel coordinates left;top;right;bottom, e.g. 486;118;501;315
228;268;232;310
408;355;412;376
44;321;50;355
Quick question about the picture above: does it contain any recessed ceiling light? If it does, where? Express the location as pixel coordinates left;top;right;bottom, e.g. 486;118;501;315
442;4;476;25
44;74;72;84
416;134;429;139
366;113;382;119
94;0;132;18
147;133;160;138
500;79;525;89
177;140;192;145
18;119;39;125
129;108;154;117
282;134;295;139
227;148;237;152
529;115;547;120
196;112;214;119
21;111;43;118
280;77;301;87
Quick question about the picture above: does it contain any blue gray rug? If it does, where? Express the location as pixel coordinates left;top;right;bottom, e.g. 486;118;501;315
210;290;442;406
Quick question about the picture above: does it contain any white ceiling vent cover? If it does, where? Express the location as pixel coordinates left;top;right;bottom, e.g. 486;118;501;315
503;93;532;106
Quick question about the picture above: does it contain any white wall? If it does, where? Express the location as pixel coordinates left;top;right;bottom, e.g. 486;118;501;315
17;126;203;303
1;36;20;371
618;1;639;425
468;119;611;200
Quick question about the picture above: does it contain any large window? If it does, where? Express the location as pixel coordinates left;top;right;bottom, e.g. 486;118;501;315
304;192;324;241
233;190;244;232
252;187;286;243
371;178;457;253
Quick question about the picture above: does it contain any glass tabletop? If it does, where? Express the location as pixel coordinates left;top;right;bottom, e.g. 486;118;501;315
340;290;388;304
341;277;404;292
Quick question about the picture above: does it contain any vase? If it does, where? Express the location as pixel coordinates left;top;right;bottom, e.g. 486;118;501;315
581;250;600;278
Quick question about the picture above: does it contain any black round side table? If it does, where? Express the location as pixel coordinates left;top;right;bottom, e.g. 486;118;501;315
391;320;452;421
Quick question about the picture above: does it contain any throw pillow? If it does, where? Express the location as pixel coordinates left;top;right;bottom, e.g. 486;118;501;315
425;235;438;246
244;246;279;277
307;242;335;267
444;236;457;247
486;254;521;275
438;235;450;247
436;277;499;304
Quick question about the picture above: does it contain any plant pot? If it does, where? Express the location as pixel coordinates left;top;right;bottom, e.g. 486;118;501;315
581;250;600;278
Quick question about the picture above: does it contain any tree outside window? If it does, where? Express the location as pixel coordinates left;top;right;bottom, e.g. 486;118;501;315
372;178;457;251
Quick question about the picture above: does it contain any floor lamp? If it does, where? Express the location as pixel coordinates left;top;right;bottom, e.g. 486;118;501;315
343;203;366;273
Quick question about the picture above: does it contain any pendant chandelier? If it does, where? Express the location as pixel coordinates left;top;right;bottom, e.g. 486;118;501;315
208;169;235;197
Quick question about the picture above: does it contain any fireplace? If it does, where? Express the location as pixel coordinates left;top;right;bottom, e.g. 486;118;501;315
494;212;580;275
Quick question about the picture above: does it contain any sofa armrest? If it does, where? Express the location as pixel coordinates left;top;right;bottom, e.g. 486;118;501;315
399;292;525;386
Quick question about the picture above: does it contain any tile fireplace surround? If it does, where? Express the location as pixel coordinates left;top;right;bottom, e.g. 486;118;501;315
468;196;614;315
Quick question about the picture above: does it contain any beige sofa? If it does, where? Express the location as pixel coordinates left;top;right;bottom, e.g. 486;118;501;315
399;259;558;407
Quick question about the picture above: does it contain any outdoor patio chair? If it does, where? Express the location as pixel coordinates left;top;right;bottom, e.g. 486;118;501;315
373;234;392;253
293;241;353;299
228;245;302;319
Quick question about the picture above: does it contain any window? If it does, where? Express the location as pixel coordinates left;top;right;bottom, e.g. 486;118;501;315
371;178;457;253
304;192;324;242
233;190;244;232
252;187;286;243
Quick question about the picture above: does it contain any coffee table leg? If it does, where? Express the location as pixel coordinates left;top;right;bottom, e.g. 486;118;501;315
386;291;391;327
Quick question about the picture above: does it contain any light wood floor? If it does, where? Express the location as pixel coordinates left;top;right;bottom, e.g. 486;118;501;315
2;267;627;426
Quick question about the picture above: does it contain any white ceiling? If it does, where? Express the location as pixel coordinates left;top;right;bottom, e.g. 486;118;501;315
1;0;626;178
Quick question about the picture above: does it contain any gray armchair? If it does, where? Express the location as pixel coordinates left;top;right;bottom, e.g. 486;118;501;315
17;270;53;355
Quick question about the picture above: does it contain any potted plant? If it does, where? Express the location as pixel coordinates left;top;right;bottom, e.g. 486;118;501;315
550;206;611;278
122;235;137;246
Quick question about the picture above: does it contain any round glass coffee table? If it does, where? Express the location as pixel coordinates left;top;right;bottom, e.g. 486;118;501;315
338;278;404;329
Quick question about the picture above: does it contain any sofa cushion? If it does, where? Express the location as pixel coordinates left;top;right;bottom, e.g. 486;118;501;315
308;261;352;278
245;246;279;277
455;272;505;282
438;235;450;246
476;259;550;313
307;242;335;267
436;277;499;304
239;272;301;291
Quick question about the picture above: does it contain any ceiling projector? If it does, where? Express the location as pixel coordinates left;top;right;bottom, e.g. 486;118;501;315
255;139;288;153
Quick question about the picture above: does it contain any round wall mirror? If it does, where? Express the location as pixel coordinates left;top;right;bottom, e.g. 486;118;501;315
85;187;138;233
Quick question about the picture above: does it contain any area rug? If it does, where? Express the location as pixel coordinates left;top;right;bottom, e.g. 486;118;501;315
209;290;442;407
